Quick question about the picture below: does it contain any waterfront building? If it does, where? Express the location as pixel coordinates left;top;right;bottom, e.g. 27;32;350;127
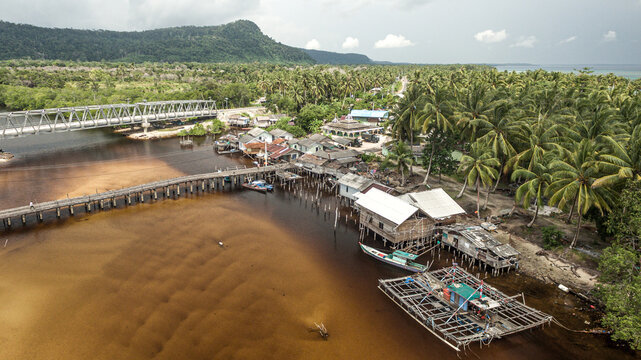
322;117;383;138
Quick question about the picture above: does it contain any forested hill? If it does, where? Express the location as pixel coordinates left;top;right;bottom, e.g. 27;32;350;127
302;49;374;65
0;20;315;63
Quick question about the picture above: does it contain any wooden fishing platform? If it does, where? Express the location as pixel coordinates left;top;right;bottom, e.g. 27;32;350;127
0;163;293;230
378;266;553;352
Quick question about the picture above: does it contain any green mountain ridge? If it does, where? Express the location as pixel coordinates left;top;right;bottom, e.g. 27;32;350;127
0;20;315;63
302;49;374;65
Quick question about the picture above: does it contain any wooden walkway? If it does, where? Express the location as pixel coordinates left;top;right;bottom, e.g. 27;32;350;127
1;163;294;229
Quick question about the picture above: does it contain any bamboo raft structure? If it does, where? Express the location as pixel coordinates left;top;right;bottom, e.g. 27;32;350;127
378;266;553;352
0;163;293;230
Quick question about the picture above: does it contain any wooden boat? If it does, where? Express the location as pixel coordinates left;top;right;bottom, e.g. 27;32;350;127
242;180;274;193
242;182;267;193
359;242;426;272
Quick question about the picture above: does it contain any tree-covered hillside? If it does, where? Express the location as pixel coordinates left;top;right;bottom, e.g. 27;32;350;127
302;49;374;65
0;20;315;64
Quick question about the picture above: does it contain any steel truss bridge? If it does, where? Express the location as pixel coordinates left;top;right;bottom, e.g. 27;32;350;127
0;100;217;138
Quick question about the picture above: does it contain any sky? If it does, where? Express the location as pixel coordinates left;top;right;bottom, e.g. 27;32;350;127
1;0;640;64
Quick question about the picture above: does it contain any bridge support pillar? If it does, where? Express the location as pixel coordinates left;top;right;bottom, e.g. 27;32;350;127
112;197;117;208
56;208;61;218
38;212;43;222
100;200;104;210
176;185;181;196
127;194;132;205
69;206;74;215
166;187;170;197
21;215;26;225
142;119;150;134
190;182;194;194
6;218;11;227
202;181;206;191
153;190;158;200
140;192;144;203
86;202;92;212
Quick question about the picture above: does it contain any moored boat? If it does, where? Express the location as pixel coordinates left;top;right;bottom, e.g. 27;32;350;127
359;242;426;272
242;180;274;193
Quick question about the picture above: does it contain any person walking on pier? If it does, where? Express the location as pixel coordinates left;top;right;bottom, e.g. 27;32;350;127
29;201;35;210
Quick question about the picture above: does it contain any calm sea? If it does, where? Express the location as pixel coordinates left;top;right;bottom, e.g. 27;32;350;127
494;64;641;80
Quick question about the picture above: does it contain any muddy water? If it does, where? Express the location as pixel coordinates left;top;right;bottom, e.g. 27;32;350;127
0;131;636;359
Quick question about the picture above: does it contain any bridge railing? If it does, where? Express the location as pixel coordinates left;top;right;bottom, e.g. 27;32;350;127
0;100;217;138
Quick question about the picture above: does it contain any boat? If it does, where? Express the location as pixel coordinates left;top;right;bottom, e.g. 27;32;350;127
242;180;274;193
251;180;274;191
359;242;427;272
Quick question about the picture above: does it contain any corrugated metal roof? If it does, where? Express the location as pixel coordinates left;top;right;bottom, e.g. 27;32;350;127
404;188;466;220
350;109;389;118
355;188;418;225
338;173;373;190
248;128;268;137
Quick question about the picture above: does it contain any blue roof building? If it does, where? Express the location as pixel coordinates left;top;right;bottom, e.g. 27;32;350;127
350;109;389;124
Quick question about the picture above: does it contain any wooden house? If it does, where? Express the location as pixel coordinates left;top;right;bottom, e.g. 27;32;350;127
356;188;466;252
441;225;520;271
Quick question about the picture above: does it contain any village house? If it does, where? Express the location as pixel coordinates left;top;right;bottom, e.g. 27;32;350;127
227;114;251;127
289;138;324;154
265;144;301;162
355;188;466;251
440;225;520;271
313;149;362;168
338;173;375;202
296;153;328;175
350;109;389;125
238;134;262;152
322;117;383;138
269;128;294;141
247;128;273;143
254;115;272;128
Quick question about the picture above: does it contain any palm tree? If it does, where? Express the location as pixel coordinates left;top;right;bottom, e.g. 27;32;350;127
419;85;455;184
592;127;641;188
547;139;616;248
387;141;413;185
457;142;500;218
512;154;554;227
470;101;526;191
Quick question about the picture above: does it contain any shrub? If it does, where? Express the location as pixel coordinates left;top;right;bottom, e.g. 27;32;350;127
541;226;564;249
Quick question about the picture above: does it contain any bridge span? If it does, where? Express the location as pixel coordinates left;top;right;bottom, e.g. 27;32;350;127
0;163;294;230
0;100;217;138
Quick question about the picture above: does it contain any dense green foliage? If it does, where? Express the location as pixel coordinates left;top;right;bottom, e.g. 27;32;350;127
389;67;641;348
0;20;314;64
540;226;564;249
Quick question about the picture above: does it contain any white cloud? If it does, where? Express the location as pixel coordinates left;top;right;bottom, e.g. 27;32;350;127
474;29;507;43
322;0;431;12
374;34;415;48
342;36;360;49
305;39;321;50
559;35;577;44
603;30;617;42
511;35;537;48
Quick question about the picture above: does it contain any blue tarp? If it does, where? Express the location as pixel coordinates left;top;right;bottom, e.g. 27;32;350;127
350;110;389;119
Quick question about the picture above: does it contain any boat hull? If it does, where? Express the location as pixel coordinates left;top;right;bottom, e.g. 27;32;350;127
242;184;267;193
359;243;424;272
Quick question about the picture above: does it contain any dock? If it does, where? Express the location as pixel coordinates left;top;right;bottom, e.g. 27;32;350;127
378;266;553;351
0;163;293;229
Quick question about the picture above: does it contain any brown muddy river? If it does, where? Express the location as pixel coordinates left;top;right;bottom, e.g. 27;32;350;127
0;130;636;359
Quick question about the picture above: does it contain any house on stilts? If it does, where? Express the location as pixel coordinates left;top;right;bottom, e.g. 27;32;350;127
354;188;465;254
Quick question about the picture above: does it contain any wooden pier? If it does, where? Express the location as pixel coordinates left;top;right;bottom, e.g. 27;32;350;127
0;163;293;230
378;266;553;351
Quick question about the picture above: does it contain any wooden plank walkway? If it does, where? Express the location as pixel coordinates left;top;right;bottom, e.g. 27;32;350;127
1;163;294;228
